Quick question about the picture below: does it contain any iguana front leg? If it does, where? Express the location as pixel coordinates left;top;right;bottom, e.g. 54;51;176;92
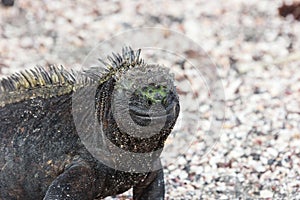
44;164;96;200
133;168;165;200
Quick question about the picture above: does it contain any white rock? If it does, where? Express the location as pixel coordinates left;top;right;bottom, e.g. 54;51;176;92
177;156;187;166
168;164;177;171
20;37;33;48
260;190;273;198
267;147;278;157
255;164;266;173
178;171;188;179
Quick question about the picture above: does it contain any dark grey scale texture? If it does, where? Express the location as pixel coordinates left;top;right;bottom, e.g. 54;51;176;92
1;0;14;6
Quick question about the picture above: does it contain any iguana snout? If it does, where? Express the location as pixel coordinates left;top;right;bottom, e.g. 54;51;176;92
129;83;179;127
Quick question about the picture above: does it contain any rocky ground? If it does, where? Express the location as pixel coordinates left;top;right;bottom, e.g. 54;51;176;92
1;0;300;199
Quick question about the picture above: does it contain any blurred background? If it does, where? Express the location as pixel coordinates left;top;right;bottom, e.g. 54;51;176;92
1;0;300;199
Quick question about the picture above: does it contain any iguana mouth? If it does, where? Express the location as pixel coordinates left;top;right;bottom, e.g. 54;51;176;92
129;104;176;121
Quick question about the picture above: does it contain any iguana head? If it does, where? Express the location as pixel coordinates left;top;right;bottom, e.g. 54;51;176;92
95;47;180;154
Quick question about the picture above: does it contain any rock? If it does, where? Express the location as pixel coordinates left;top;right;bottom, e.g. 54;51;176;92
260;189;273;198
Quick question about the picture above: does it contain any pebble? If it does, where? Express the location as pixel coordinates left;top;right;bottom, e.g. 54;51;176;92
260;189;273;198
254;164;266;173
178;170;188;179
266;147;279;157
19;36;33;48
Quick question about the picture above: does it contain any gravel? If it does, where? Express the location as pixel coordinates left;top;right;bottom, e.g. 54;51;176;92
1;0;300;199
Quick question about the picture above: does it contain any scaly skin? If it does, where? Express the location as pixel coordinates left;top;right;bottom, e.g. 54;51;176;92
0;47;180;199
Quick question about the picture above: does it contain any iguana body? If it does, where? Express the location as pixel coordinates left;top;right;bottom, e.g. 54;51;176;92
0;47;180;199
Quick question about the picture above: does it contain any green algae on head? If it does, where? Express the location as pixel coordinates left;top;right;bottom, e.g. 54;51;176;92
136;84;169;105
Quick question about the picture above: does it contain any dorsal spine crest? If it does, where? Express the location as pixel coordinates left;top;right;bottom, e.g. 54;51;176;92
0;47;144;106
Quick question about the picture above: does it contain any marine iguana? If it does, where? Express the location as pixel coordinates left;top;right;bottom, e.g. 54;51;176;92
0;47;180;200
